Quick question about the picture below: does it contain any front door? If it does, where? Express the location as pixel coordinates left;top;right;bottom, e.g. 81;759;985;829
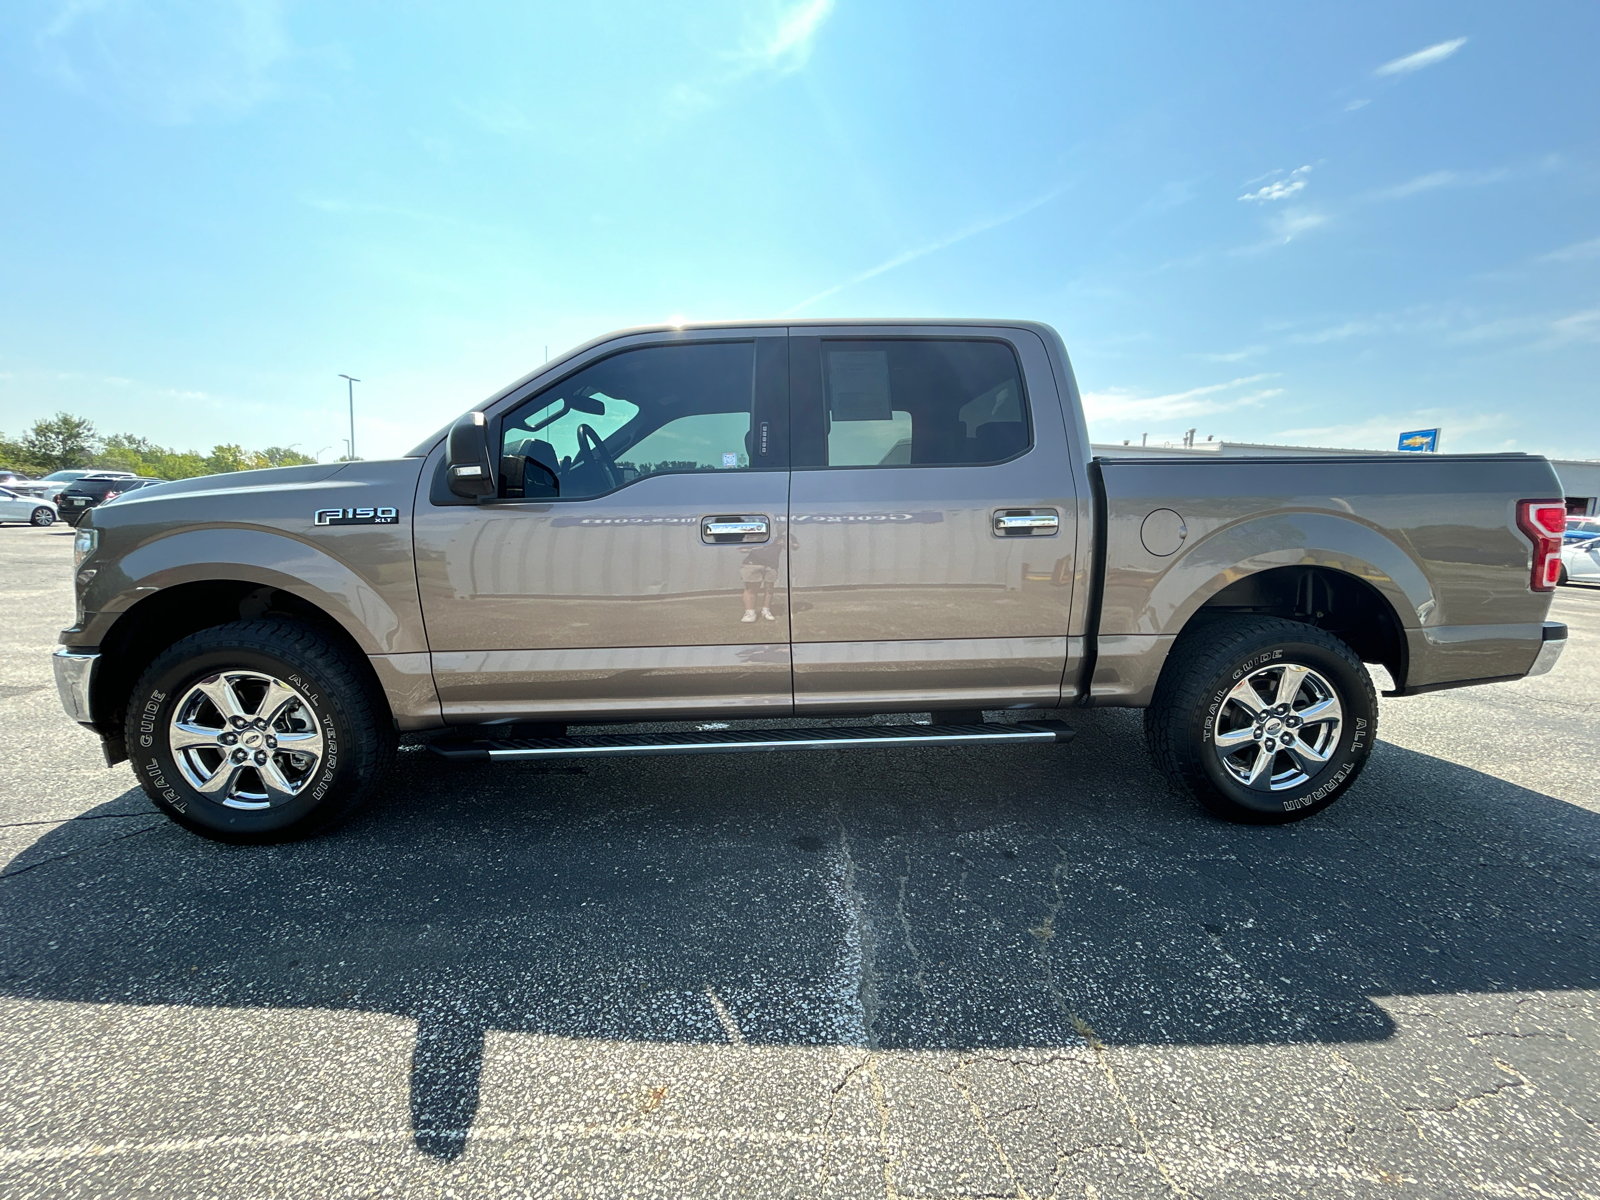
414;333;792;723
786;328;1078;713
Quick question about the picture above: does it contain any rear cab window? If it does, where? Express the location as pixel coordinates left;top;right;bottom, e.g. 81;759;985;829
792;338;1030;469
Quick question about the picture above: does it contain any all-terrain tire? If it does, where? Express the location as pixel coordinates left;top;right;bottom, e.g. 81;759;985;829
1145;616;1377;824
126;619;396;843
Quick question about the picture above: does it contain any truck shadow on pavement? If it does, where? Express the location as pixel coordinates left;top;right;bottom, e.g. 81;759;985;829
3;711;1598;1160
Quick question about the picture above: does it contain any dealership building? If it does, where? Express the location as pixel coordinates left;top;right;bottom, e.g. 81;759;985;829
1092;439;1600;517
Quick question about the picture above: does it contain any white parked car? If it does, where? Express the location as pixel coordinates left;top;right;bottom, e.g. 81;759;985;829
1560;535;1600;585
0;487;59;527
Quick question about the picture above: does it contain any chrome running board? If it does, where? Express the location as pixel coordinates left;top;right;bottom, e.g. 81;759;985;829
428;721;1074;762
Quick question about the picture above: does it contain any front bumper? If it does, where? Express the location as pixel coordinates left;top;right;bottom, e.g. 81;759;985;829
53;648;99;725
1526;621;1567;677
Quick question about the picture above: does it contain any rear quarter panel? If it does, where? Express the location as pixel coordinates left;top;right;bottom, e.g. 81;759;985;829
1095;454;1562;701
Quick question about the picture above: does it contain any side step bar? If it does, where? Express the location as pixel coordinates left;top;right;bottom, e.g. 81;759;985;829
429;721;1074;763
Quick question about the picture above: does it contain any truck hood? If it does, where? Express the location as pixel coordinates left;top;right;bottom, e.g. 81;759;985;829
107;462;348;505
87;458;428;537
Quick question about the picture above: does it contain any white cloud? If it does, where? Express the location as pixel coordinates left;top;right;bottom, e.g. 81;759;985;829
1546;308;1600;346
1239;165;1312;203
37;0;292;123
1282;303;1600;353
1080;375;1279;425
1199;346;1268;363
1275;410;1506;453
1539;237;1600;263
782;183;1070;314
668;0;835;117
1288;319;1384;345
1366;167;1508;201
1270;208;1327;241
734;0;835;73
1374;37;1467;77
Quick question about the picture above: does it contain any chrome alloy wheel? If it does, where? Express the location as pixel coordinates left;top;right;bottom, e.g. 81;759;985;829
1211;662;1343;792
169;671;324;810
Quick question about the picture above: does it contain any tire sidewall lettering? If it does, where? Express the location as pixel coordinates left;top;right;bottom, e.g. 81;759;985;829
1202;640;1373;816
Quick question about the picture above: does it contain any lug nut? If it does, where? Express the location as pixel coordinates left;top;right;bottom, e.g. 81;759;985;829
266;736;277;749
220;732;237;746
231;749;247;763
253;750;267;765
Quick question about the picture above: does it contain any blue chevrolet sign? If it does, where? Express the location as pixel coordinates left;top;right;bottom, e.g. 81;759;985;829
1398;428;1440;452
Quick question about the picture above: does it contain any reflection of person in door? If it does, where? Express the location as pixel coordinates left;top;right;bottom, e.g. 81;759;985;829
739;537;780;623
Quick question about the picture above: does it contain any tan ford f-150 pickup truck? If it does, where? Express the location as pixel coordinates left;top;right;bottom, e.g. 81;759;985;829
54;321;1569;841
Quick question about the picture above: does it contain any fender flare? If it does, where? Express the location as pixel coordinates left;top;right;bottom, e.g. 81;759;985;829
1145;512;1432;638
97;527;420;656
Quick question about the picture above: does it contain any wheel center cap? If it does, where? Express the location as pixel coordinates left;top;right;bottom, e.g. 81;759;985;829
1265;719;1283;734
243;732;262;747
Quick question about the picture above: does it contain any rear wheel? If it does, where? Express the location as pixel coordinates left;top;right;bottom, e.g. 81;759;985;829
30;507;55;526
1146;616;1377;824
126;619;395;842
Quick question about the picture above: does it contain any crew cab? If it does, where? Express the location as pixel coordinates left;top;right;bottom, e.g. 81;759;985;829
55;321;1568;841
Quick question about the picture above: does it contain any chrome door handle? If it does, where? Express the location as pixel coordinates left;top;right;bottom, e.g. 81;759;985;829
993;510;1059;535
702;515;770;543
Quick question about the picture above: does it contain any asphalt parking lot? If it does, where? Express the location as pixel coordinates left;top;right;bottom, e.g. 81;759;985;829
1;523;1597;1199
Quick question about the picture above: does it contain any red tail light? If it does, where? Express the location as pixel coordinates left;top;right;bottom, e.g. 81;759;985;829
1516;500;1566;591
103;491;120;500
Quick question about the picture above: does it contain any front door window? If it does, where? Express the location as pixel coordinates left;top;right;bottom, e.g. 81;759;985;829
499;341;759;501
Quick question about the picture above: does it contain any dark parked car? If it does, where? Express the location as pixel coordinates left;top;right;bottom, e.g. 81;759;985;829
57;475;162;525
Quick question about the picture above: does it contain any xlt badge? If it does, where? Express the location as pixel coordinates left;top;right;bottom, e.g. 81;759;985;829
314;507;399;526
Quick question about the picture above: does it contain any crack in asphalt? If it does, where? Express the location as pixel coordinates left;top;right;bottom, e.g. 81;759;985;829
0;811;150;830
0;822;161;880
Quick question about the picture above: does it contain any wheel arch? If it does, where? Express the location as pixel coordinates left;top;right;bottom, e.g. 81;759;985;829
1092;515;1430;707
90;580;392;762
1188;563;1410;687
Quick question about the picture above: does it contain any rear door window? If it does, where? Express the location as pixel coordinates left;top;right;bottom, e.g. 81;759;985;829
793;338;1030;469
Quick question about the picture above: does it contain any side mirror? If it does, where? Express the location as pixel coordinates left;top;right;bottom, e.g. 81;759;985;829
445;411;496;499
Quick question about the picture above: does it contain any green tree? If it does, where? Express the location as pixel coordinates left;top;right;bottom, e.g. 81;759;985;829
6;416;320;480
0;432;46;474
204;444;268;475
146;449;210;479
22;413;100;472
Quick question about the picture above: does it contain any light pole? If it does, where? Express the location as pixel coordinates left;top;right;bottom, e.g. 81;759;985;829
338;374;361;460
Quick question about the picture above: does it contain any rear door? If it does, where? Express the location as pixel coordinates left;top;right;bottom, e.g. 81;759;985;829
786;326;1079;713
414;330;792;723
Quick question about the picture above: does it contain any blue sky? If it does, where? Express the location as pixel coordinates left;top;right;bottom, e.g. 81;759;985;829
2;1;1598;461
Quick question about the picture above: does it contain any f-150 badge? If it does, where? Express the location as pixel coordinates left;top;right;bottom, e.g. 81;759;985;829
314;507;399;526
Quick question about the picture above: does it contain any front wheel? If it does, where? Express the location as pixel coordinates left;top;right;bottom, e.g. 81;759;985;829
30;506;56;527
126;619;395;842
1146;616;1377;824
